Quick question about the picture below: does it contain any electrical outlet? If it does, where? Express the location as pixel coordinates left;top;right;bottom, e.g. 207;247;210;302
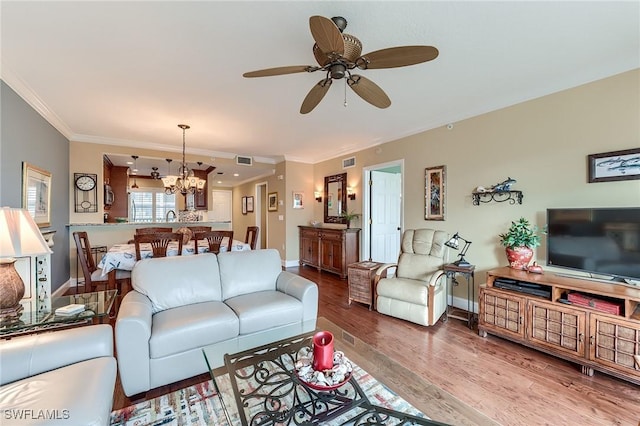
278;215;284;221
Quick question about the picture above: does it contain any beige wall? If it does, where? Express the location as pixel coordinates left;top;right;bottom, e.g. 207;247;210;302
310;69;640;295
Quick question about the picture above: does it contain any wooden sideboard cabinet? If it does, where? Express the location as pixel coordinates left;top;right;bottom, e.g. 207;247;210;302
479;267;640;385
298;226;360;279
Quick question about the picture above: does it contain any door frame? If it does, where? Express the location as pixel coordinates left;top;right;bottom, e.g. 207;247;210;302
362;159;404;261
254;181;268;249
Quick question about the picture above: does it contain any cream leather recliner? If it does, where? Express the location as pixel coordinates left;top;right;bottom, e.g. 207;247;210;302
375;229;447;326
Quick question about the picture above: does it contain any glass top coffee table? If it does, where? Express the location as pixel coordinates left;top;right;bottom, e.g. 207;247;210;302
0;289;117;338
203;320;447;425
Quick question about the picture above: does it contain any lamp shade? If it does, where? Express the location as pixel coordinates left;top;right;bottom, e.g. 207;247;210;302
0;207;52;258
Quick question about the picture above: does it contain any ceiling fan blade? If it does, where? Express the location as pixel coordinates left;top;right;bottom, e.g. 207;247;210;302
300;78;332;114
309;16;345;56
347;75;391;109
358;46;439;70
243;65;314;78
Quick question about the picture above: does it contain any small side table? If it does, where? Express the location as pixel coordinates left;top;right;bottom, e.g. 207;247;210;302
444;263;476;329
347;261;383;310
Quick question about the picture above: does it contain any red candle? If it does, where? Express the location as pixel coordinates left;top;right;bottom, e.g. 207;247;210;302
312;331;334;371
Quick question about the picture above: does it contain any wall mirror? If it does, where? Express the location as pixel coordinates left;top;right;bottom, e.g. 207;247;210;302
324;172;347;224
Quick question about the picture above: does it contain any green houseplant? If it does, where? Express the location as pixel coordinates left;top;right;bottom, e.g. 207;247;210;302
499;217;541;269
340;210;360;228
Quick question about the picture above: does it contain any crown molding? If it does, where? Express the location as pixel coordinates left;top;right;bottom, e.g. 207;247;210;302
1;64;73;139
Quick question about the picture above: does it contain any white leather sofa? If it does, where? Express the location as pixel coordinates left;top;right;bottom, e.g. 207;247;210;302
0;324;117;426
116;249;318;396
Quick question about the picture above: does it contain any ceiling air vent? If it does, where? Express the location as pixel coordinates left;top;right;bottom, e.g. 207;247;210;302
236;155;253;166
342;156;356;169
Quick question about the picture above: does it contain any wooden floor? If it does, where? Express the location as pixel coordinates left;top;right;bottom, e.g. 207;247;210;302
85;266;640;425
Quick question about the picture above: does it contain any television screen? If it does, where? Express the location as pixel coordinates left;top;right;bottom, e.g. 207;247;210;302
547;208;640;282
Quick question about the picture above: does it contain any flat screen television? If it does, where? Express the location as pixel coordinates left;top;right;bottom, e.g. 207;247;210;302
547;208;640;283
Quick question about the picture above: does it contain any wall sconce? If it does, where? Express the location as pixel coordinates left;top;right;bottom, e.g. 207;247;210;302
347;187;356;201
314;191;322;203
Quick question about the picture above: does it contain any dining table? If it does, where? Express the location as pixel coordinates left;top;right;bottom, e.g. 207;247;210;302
97;238;251;288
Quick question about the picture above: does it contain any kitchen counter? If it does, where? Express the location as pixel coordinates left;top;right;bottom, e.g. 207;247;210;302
68;221;230;227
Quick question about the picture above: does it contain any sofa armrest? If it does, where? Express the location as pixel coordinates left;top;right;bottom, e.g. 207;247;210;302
115;290;153;396
0;324;113;385
276;271;318;322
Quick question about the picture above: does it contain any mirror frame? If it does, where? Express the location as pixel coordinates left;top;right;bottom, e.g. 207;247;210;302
324;172;347;224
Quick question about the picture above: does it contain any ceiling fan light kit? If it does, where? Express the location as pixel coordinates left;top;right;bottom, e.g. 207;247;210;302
244;15;439;114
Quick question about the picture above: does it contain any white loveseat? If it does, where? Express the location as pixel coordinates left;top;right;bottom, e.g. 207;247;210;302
115;249;318;396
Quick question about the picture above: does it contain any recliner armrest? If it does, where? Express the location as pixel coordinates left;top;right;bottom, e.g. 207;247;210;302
0;324;113;385
427;270;446;287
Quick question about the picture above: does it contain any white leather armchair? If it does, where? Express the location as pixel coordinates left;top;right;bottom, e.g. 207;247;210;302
0;324;117;426
375;229;448;326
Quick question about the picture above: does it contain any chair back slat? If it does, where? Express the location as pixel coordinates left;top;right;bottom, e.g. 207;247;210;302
135;227;172;235
73;232;98;289
245;226;259;250
134;232;183;260
194;230;233;254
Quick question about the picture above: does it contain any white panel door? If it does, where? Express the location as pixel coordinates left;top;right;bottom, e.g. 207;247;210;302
370;171;401;263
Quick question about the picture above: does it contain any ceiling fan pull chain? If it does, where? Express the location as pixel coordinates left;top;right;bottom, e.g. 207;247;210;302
344;78;348;107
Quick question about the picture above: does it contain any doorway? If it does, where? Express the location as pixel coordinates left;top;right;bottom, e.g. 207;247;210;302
255;182;268;249
362;160;403;263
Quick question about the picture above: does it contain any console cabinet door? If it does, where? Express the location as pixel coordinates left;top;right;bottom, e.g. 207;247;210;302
589;314;640;381
527;299;586;357
299;229;320;268
320;235;343;274
479;287;526;339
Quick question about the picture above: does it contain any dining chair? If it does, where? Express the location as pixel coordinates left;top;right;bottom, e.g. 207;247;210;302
73;231;130;294
134;232;183;261
245;226;259;250
194;230;233;254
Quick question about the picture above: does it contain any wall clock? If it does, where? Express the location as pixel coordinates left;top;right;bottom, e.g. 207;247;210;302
74;173;98;213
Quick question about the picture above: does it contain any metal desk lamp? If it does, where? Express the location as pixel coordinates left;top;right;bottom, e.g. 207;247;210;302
445;232;472;266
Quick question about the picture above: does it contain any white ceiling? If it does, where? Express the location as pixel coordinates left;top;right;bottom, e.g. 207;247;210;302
2;1;639;185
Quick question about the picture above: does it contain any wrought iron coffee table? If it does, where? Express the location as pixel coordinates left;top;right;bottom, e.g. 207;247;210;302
203;330;444;425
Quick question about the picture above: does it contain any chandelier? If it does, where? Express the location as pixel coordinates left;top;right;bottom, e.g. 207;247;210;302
161;124;206;195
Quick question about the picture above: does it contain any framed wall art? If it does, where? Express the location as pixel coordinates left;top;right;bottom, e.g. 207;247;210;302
242;196;248;215
246;196;254;213
22;162;52;227
268;192;278;212
425;165;445;221
588;148;640;183
292;191;304;209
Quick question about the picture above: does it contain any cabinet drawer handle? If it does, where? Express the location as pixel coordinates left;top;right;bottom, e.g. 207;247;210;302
519;316;523;324
579;333;584;342
590;335;594;345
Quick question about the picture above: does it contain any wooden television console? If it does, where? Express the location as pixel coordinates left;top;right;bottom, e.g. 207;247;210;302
479;267;640;385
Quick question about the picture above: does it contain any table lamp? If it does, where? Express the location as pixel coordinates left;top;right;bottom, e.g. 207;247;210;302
445;232;472;266
0;207;52;322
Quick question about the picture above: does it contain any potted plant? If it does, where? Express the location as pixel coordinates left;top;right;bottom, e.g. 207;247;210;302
340;210;360;228
499;217;541;269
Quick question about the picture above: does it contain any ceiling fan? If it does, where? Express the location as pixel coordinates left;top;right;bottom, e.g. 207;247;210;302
243;15;439;114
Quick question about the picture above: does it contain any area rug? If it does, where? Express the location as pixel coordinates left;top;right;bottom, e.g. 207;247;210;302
110;363;427;426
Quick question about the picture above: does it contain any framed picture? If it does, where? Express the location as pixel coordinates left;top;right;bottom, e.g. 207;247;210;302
268;192;278;212
425;165;445;221
588;148;640;183
246;196;254;213
242;196;247;215
22;162;52;228
292;191;304;209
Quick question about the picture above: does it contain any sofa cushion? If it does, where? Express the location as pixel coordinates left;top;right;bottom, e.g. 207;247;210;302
225;290;303;334
149;301;239;359
132;253;222;313
0;357;116;426
218;249;282;300
376;277;429;305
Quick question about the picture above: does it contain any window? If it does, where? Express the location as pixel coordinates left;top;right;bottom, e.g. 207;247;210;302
129;189;176;223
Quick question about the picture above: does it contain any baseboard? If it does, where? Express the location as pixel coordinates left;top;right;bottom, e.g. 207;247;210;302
52;279;74;298
283;259;300;268
449;294;478;314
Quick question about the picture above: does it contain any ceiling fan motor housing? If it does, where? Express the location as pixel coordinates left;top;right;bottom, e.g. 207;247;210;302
313;33;362;66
